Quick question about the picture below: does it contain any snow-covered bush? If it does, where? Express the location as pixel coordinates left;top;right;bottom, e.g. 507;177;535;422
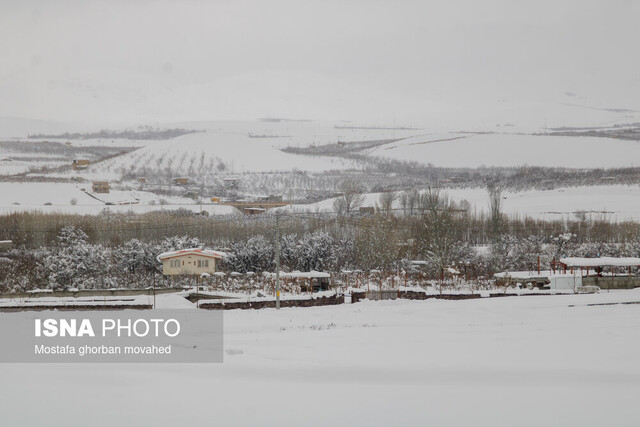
43;226;107;290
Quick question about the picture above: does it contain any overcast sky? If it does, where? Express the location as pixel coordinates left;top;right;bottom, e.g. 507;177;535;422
1;0;639;126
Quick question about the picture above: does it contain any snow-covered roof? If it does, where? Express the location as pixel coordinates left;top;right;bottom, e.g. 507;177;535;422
494;270;558;279
560;257;640;267
157;248;227;262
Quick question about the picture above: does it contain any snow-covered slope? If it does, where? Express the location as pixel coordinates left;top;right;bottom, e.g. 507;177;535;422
84;121;423;177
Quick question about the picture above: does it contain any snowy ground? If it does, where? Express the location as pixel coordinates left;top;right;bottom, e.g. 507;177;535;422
5;181;640;221
284;184;640;222
0;182;236;215
367;132;640;169
2;290;640;426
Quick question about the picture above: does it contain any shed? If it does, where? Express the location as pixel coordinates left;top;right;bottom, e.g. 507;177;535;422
223;177;240;189
359;206;375;215
173;177;189;185
244;207;266;215
276;271;331;292
559;257;640;289
0;240;12;252
72;159;90;170
92;181;110;193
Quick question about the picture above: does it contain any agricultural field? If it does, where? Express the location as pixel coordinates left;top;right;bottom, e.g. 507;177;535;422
3;119;640;222
365;132;640;169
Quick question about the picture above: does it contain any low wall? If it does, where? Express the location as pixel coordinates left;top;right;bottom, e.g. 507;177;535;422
0;304;153;312
199;293;344;310
186;293;236;303
399;290;483;301
582;275;640;290
0;288;183;300
351;290;483;303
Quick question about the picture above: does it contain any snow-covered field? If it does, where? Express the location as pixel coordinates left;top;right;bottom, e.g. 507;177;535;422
1;291;640;426
4;120;640;221
0;182;236;215
367;132;640;169
284;184;640;222
81;120;424;178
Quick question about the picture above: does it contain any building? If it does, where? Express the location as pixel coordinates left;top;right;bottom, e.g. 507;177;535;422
0;240;12;252
494;256;640;290
173;177;189;185
273;271;331;292
559;257;640;290
72;159;90;170
244;207;266;215
359;206;375;215
91;181;110;193
223;177;240;189
157;248;226;276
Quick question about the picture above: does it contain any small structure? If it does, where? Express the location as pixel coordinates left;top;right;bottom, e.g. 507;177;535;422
494;271;553;288
359;206;375;215
0;240;12;252
495;256;640;290
173;177;189;185
559;257;640;290
277;271;331;293
409;260;428;271
157;248;226;276
72;159;90;170
244;207;266;215
138;177;146;183
223;177;240;189
255;194;283;203
91;181;110;193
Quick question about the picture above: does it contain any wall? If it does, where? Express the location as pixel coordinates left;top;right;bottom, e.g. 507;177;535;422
162;254;217;276
583;275;640;290
199;293;344;310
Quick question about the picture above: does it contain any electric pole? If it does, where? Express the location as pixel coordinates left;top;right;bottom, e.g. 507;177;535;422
275;211;281;309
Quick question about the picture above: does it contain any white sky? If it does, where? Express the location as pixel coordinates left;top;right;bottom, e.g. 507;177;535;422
1;0;639;126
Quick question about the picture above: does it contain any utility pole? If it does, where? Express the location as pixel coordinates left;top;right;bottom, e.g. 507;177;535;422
275;212;281;309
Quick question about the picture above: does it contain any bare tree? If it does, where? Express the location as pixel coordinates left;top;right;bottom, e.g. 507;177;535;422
487;184;502;239
379;191;397;215
333;179;364;216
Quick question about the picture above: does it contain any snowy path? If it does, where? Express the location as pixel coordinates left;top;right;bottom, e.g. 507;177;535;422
1;291;640;426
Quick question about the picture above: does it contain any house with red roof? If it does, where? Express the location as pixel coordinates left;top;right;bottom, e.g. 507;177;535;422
157;248;226;276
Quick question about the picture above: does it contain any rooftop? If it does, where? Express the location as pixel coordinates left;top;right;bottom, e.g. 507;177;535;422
157;248;227;262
